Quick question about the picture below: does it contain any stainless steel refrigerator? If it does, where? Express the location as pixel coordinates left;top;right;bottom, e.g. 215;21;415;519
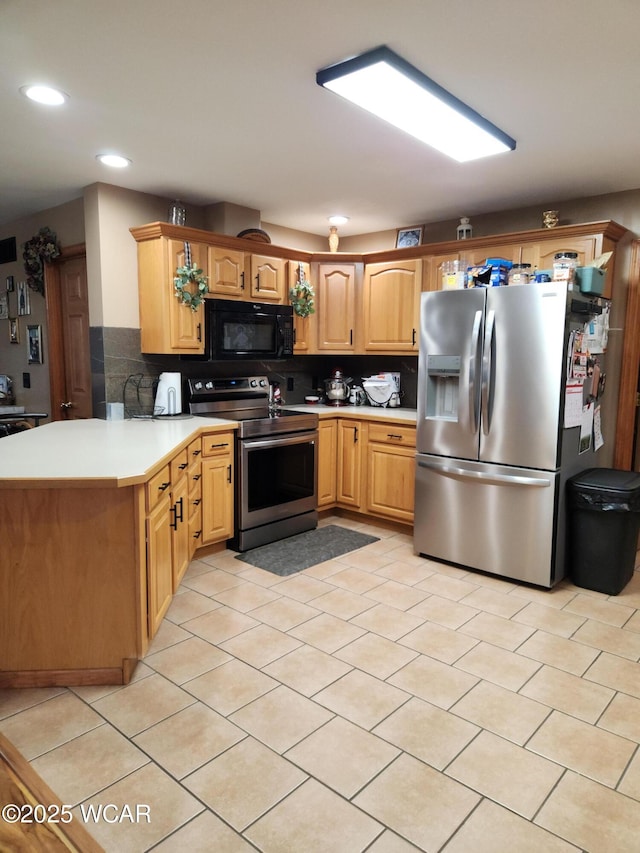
414;281;607;587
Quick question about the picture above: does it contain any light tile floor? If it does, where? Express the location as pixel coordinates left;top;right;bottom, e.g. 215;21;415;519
2;514;640;852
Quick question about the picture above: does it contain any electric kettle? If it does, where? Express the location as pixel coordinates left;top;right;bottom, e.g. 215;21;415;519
154;372;182;416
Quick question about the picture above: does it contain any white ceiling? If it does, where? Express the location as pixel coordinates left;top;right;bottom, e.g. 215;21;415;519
2;0;640;237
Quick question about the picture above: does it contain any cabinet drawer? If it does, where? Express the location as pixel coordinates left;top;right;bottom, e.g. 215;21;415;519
170;448;189;482
367;423;416;447
188;438;202;464
188;469;202;506
146;464;171;512
201;431;234;457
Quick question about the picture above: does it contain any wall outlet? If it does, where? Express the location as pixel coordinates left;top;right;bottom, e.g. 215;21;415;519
22;372;30;388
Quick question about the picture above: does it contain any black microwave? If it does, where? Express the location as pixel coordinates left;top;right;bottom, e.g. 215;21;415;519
205;299;294;360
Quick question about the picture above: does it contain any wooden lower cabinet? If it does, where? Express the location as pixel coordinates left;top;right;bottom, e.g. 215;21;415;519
201;431;234;544
365;424;416;523
322;416;416;526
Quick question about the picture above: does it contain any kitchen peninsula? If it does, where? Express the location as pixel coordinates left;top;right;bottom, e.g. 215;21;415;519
0;406;418;688
0;417;236;689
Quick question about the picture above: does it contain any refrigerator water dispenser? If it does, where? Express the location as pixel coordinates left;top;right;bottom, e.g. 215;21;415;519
426;355;461;421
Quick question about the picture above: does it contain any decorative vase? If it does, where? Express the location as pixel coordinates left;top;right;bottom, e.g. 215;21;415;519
456;217;473;240
168;200;186;226
542;210;559;228
328;226;339;253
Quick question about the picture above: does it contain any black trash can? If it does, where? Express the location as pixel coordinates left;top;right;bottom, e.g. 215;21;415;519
567;468;640;595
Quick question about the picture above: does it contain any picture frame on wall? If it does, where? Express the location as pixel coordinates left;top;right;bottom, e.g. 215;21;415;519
395;225;424;249
0;294;8;320
9;317;19;343
17;280;30;316
27;324;43;364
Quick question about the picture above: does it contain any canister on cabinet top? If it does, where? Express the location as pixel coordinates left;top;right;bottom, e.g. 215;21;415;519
508;263;531;285
553;252;578;284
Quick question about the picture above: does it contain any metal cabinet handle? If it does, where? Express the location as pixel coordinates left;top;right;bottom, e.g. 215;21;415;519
255;273;260;291
209;442;229;449
387;433;402;440
192;449;201;457
412;328;416;346
192;473;201;482
170;505;177;530
240;271;245;290
193;498;201;506
193;530;202;540
179;462;188;470
197;323;202;342
158;481;170;492
353;426;358;443
227;464;232;483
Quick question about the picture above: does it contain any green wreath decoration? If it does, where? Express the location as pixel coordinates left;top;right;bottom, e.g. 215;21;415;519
174;264;209;310
289;264;315;318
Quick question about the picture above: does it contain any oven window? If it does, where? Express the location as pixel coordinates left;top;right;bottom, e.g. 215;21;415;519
221;316;276;354
246;441;315;512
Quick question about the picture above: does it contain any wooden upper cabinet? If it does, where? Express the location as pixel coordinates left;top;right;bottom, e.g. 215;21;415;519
363;259;422;352
134;235;206;354
207;246;246;298
316;263;358;352
525;235;600;272
288;260;314;352
249;253;286;301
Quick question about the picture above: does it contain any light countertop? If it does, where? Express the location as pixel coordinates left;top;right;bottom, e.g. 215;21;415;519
286;404;417;423
0;417;235;487
0;406;417;487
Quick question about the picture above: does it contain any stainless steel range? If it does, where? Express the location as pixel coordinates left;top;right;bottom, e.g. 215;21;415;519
187;376;318;551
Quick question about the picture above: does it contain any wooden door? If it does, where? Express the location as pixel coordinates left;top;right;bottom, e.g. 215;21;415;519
317;419;337;507
316;264;357;351
201;455;234;543
45;246;92;420
146;495;174;638
337;419;362;508
250;254;285;301
363;260;421;352
167;239;206;350
208;246;246;298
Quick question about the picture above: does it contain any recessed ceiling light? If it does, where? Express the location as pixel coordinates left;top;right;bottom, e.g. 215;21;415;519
328;215;350;225
96;154;132;168
21;85;67;106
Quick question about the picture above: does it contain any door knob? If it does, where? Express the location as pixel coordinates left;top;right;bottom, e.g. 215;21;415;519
60;401;73;409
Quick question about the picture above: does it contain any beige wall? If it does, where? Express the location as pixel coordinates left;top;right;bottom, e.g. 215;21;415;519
0;197;84;414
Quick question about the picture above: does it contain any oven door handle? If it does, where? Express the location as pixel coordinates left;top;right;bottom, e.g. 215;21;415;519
241;430;317;450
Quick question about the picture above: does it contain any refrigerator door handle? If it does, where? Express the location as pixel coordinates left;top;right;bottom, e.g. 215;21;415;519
481;309;496;435
468;310;483;434
417;460;552;488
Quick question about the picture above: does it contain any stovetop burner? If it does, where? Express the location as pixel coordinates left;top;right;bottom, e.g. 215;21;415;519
187;375;318;438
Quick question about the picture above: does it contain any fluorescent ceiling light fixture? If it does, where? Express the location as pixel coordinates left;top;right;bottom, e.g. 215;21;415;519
328;215;350;225
316;46;515;163
21;85;67;106
96;153;131;168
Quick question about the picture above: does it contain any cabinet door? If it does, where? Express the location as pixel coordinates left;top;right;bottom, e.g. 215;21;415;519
318;419;337;507
207;247;246;298
146;495;173;638
201;456;234;544
288;260;314;352
250;254;286;301
366;441;415;523
337;419;362;508
171;474;190;591
167;239;206;351
363;260;421;352
316;264;357;351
